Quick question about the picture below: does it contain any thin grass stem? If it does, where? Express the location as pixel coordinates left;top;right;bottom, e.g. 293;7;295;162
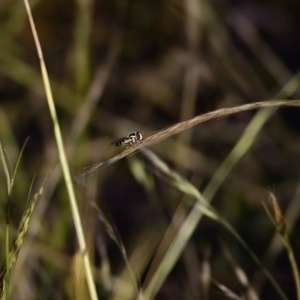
21;1;98;299
81;100;300;177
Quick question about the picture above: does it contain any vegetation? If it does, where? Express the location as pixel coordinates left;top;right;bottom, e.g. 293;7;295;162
1;0;300;299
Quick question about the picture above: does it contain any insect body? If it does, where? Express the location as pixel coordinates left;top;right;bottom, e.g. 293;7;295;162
110;131;143;147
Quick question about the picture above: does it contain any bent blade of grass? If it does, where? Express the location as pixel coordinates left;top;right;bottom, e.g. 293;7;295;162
141;150;288;300
140;72;300;299
141;109;274;296
22;1;98;299
82;71;300;177
0;128;29;196
0;142;11;195
81;100;300;177
203;107;276;200
11;137;30;191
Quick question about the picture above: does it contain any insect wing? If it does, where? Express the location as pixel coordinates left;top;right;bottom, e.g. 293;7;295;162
110;137;126;146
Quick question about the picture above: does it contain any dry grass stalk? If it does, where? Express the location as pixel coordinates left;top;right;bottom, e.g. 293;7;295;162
263;192;300;300
82;100;300;176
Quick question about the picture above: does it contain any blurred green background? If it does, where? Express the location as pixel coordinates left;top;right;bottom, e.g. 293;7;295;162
1;0;300;299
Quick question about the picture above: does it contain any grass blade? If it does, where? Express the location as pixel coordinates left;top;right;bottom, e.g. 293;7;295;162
21;1;98;299
10;137;30;190
263;193;300;300
0;142;12;195
81;100;300;176
141;149;288;300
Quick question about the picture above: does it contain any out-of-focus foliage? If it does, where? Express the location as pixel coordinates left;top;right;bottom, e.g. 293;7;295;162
1;0;300;299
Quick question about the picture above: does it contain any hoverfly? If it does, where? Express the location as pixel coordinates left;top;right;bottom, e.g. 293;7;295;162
110;131;143;147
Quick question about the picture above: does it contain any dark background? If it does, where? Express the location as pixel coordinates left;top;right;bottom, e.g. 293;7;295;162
1;0;300;299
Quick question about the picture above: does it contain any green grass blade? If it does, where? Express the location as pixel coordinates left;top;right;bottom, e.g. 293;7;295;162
142;150;288;300
26;174;36;208
0;142;12;195
11;137;30;190
203;107;276;200
22;1;98;299
264;193;300;300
